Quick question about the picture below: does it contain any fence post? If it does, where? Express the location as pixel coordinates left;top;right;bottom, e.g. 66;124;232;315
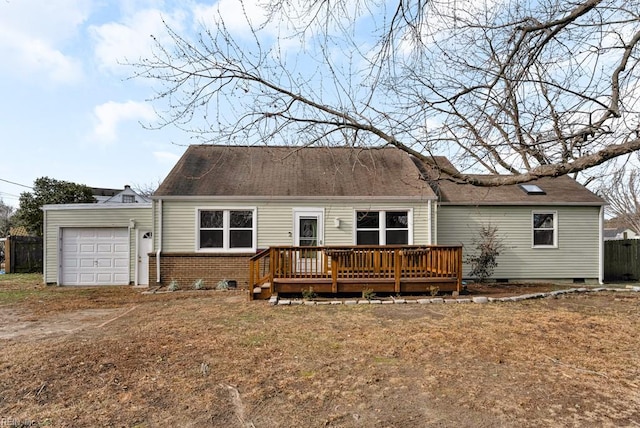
5;236;11;273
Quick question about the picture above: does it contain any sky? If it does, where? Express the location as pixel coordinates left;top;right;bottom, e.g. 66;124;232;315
0;0;248;208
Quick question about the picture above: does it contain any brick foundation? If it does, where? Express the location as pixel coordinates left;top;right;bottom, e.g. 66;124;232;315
149;253;252;289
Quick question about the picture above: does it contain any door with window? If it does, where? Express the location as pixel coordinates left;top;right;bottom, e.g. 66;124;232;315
137;231;153;285
293;209;324;274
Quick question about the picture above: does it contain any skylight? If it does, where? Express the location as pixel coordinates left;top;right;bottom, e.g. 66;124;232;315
519;184;546;195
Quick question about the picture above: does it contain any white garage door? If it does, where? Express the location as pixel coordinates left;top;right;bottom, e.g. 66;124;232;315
61;228;130;285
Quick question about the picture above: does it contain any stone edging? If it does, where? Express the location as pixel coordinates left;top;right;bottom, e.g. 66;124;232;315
270;286;640;306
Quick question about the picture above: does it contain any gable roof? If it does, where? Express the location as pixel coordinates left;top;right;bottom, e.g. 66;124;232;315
102;185;150;204
432;174;605;206
154;145;436;200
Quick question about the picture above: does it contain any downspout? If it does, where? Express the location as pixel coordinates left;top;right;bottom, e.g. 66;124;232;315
433;200;438;245
156;199;163;283
42;207;47;284
598;205;604;284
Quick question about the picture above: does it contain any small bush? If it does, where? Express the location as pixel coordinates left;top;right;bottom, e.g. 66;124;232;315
167;279;180;292
362;288;376;300
192;279;205;290
216;279;229;290
466;224;504;283
301;287;317;300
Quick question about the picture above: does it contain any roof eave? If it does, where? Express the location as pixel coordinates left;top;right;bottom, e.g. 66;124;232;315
438;201;606;206
150;195;438;202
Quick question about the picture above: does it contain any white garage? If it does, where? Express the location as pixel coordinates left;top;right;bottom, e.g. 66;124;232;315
61;228;130;285
43;201;153;286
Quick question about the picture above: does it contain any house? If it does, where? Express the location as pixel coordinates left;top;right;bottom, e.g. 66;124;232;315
91;187;120;202
101;185;150;204
42;186;152;286
150;145;447;296
603;227;638;240
92;185;150;204
42;145;606;294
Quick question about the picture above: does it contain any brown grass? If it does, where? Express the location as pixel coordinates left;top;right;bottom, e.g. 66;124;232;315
0;276;639;427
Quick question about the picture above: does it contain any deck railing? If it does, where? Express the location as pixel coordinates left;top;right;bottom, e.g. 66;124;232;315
250;245;463;299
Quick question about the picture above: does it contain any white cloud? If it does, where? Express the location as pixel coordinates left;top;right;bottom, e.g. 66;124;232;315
153;151;181;164
0;0;90;83
192;0;267;34
90;7;186;75
91;100;156;143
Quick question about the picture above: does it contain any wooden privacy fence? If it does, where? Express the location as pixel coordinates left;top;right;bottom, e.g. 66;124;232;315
604;239;640;282
4;235;43;273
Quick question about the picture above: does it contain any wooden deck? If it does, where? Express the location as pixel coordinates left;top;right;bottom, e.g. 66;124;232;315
249;245;463;300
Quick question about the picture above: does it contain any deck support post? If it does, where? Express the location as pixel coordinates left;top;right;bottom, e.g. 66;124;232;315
394;250;401;293
331;257;338;293
269;247;276;295
456;247;463;293
249;258;255;301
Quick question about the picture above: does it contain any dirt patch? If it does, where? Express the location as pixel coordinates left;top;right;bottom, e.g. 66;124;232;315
0;307;130;340
462;281;562;297
0;281;639;427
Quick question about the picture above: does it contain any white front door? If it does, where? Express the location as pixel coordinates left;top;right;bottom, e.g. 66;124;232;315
137;231;153;286
293;209;324;273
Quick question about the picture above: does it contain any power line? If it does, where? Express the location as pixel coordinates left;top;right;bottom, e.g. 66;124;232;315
0;191;20;199
0;178;32;189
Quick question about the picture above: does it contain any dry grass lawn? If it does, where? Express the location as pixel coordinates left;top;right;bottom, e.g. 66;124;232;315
0;274;639;427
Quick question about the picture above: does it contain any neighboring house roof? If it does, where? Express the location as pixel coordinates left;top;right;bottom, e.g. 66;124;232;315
604;227;637;240
431;174;604;206
154;145;437;199
92;187;120;202
103;185;150;204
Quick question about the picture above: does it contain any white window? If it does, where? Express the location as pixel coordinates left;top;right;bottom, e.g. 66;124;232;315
198;208;256;251
532;211;557;248
355;210;411;245
122;194;136;203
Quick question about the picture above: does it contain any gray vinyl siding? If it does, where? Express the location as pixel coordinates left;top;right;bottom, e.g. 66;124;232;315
155;199;433;252
437;205;601;280
43;206;152;284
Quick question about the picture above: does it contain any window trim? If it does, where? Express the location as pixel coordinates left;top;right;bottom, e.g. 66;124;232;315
353;209;413;245
196;207;257;253
532;211;558;248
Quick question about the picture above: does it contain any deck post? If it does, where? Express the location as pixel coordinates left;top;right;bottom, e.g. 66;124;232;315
269;247;276;295
248;258;255;301
456;246;463;292
394;250;401;293
331;256;338;293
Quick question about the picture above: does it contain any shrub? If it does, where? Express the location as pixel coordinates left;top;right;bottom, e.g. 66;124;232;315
216;279;229;290
193;279;205;290
465;224;504;283
167;279;180;291
301;287;317;300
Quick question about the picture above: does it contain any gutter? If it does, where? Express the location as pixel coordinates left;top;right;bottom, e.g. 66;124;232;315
156;199;163;283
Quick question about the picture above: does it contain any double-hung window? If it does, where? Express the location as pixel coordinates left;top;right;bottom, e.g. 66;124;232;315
355;210;411;245
198;208;255;251
532;211;557;248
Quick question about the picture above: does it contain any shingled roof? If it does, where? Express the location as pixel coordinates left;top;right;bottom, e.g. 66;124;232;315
154;145;436;199
433;175;605;205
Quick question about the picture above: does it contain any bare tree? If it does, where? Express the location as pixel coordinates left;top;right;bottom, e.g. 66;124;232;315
132;180;161;198
132;0;640;185
0;198;13;237
601;166;640;234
